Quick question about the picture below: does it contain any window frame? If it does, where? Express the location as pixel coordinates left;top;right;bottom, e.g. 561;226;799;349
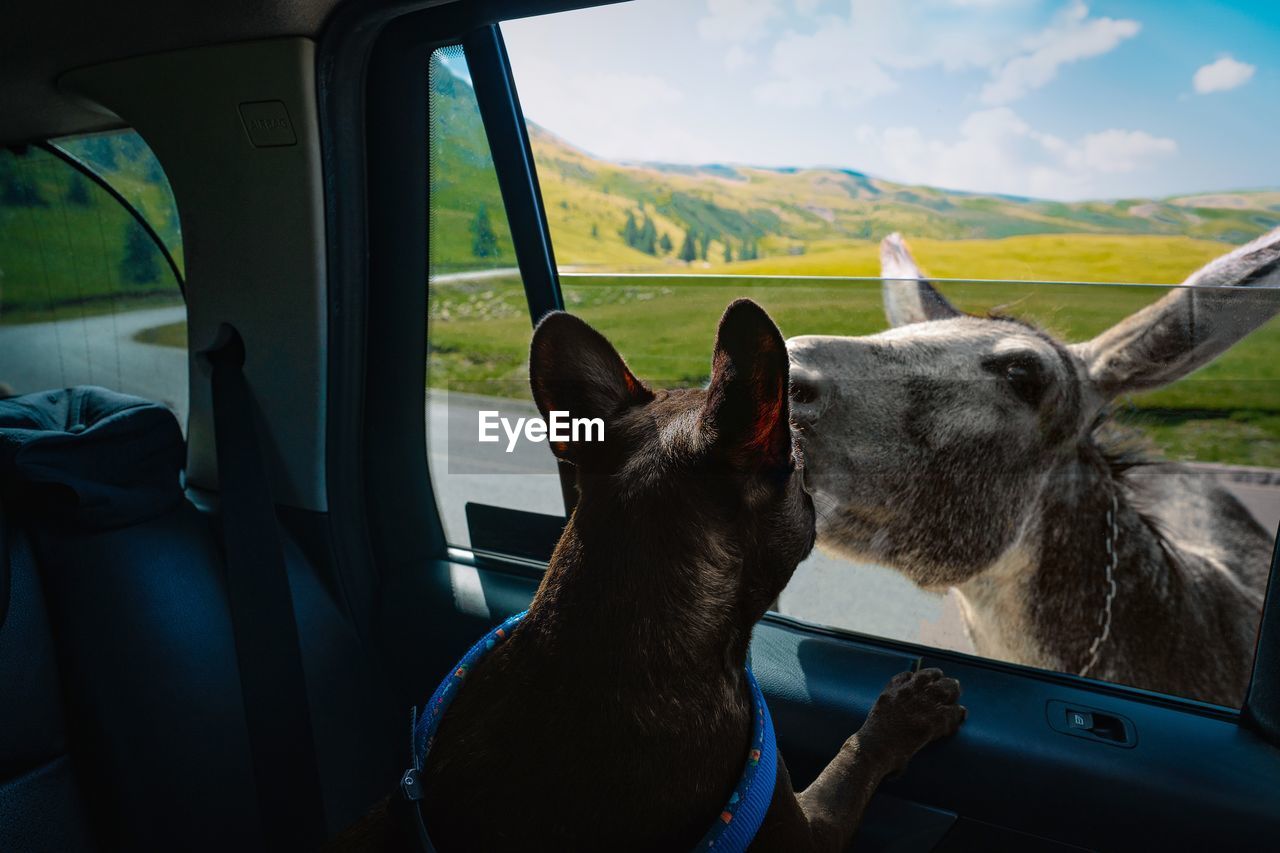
327;0;1280;738
318;0;619;661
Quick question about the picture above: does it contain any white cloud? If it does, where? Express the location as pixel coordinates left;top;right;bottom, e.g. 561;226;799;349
724;44;751;71
863;107;1176;198
1069;129;1177;173
981;1;1140;104
752;2;1012;108
756;18;899;106
751;1;1137;110
697;0;783;44
509;56;714;162
570;71;685;108
1193;55;1255;94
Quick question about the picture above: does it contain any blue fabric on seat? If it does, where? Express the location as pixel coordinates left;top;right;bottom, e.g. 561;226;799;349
0;385;401;849
0;387;184;530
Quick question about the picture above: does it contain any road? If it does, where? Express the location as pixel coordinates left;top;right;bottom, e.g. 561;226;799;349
0;304;189;424
6;305;1279;656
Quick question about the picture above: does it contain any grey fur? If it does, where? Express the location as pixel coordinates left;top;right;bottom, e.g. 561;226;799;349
788;229;1280;706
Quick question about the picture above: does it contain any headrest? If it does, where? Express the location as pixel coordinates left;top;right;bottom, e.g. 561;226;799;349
0;387;185;531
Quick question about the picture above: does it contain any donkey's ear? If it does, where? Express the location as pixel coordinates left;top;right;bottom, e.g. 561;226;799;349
530;312;652;462
881;232;961;327
702;299;791;469
1071;226;1280;402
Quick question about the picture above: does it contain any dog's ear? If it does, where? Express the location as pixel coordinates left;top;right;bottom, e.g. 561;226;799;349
702;299;791;470
529;311;653;463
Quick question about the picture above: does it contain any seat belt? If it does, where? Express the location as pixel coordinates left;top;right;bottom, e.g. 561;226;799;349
206;327;326;851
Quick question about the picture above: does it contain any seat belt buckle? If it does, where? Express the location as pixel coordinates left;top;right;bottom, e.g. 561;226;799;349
400;766;424;802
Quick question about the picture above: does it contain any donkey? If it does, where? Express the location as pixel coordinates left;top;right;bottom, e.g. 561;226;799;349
786;229;1280;707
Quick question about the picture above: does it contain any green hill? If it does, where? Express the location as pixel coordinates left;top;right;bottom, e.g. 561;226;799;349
530;126;1280;271
427;60;1280;276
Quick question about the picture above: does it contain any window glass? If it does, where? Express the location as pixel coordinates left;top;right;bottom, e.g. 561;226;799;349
426;46;564;548
57;131;184;277
0;133;187;424
490;1;1280;708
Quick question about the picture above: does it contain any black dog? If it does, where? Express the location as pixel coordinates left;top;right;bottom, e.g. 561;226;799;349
332;299;964;851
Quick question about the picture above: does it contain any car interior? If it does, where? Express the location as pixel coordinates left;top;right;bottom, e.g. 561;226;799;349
1;1;1278;851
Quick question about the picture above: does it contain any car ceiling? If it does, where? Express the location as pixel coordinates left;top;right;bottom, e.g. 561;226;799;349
0;0;343;145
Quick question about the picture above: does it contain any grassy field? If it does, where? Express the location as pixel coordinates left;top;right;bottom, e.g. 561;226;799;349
89;231;1280;466
422;235;1280;468
724;233;1235;283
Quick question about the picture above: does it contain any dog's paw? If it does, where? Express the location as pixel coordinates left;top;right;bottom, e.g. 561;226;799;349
860;668;965;776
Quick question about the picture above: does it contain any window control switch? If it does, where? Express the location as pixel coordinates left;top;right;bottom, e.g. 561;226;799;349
1066;709;1093;730
1050;702;1136;747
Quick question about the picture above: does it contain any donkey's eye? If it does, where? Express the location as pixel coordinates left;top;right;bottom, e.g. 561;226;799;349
1004;359;1046;406
984;354;1048;407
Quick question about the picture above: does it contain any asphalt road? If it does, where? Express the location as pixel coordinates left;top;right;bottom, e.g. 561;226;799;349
0;304;189;425
7;305;1279;657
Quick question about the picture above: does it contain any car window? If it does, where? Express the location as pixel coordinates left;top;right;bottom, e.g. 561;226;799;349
0;132;187;425
56;131;184;278
420;1;1280;710
425;46;564;549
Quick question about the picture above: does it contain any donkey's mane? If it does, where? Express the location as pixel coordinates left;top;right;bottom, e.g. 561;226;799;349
983;311;1037;327
1090;417;1189;578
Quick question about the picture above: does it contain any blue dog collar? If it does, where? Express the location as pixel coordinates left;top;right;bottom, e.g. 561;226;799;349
403;611;777;852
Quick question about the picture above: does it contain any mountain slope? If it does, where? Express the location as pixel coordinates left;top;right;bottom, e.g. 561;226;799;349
430;63;1280;271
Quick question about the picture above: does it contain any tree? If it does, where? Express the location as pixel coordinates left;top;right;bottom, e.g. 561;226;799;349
723;242;733;263
121;220;160;284
0;155;47;207
65;172;91;206
658;232;673;254
621;212;639;248
590;222;599;239
638;215;657;255
698;233;710;261
679;231;697;263
471;204;500;258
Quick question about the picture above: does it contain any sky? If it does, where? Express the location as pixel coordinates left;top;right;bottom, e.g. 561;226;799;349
501;0;1279;201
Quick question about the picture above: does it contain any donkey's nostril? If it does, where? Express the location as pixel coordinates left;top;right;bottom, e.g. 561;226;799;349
790;379;820;406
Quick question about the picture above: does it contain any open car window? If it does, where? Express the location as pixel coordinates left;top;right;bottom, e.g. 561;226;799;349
425;46;564;549
424;2;1280;711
